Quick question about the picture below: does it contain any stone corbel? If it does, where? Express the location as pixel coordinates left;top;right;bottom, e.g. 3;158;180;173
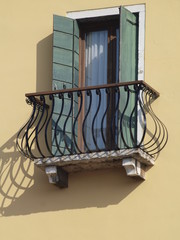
122;158;145;180
45;166;68;188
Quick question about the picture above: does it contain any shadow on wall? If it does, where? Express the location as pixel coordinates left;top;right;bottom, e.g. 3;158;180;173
36;34;53;92
0;133;34;216
0;34;143;217
0;133;143;217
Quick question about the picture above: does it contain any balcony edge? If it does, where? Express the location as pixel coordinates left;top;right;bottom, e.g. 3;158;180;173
34;148;154;173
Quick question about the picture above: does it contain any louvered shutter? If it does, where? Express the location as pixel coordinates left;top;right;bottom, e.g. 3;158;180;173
119;7;138;148
52;15;79;155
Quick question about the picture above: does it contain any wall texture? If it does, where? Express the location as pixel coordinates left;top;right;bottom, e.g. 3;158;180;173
0;0;179;239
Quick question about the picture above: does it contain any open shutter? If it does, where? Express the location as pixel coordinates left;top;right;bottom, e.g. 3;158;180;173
52;15;79;155
53;15;79;89
119;7;138;82
119;7;138;148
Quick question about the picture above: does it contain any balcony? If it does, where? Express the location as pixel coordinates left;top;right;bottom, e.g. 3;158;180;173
16;81;168;187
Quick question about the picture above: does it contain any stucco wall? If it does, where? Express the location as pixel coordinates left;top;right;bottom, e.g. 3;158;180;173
0;0;179;239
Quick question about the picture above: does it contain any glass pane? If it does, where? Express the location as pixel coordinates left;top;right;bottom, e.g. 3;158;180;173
84;30;108;151
85;30;108;86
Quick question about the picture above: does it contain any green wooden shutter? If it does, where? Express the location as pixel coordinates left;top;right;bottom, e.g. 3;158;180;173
52;15;79;155
119;6;138;148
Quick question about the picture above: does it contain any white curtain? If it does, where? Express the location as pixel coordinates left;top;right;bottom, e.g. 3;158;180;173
85;30;108;150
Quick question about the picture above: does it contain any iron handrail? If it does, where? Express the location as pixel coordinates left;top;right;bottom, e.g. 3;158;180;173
25;80;160;98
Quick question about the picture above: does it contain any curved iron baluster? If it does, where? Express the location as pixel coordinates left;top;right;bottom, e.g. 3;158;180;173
101;88;110;149
129;84;140;148
110;86;120;150
91;89;101;151
25;97;40;159
141;90;161;154
29;96;48;158
16;98;37;158
149;119;168;155
25;106;41;158
114;87;121;150
16;119;30;157
135;85;147;147
138;88;157;152
54;93;65;156
144;92;168;155
109;87;115;149
82;89;92;153
119;86;131;148
72;91;83;154
44;94;54;157
63;92;74;155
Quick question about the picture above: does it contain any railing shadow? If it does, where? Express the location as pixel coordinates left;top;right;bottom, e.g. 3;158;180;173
0;132;143;217
0;130;143;216
0;133;34;216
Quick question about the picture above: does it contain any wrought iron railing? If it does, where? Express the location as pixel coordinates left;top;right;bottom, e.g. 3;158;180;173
16;81;168;160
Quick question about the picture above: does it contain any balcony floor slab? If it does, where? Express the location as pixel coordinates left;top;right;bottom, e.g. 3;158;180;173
34;148;154;173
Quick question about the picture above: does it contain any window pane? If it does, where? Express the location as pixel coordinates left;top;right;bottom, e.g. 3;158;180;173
85;30;108;86
84;30;108;150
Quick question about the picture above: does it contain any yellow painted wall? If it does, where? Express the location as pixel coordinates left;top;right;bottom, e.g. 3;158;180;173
0;0;179;239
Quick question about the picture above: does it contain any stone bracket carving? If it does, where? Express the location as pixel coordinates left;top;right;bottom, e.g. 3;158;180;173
45;166;68;188
122;158;145;180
